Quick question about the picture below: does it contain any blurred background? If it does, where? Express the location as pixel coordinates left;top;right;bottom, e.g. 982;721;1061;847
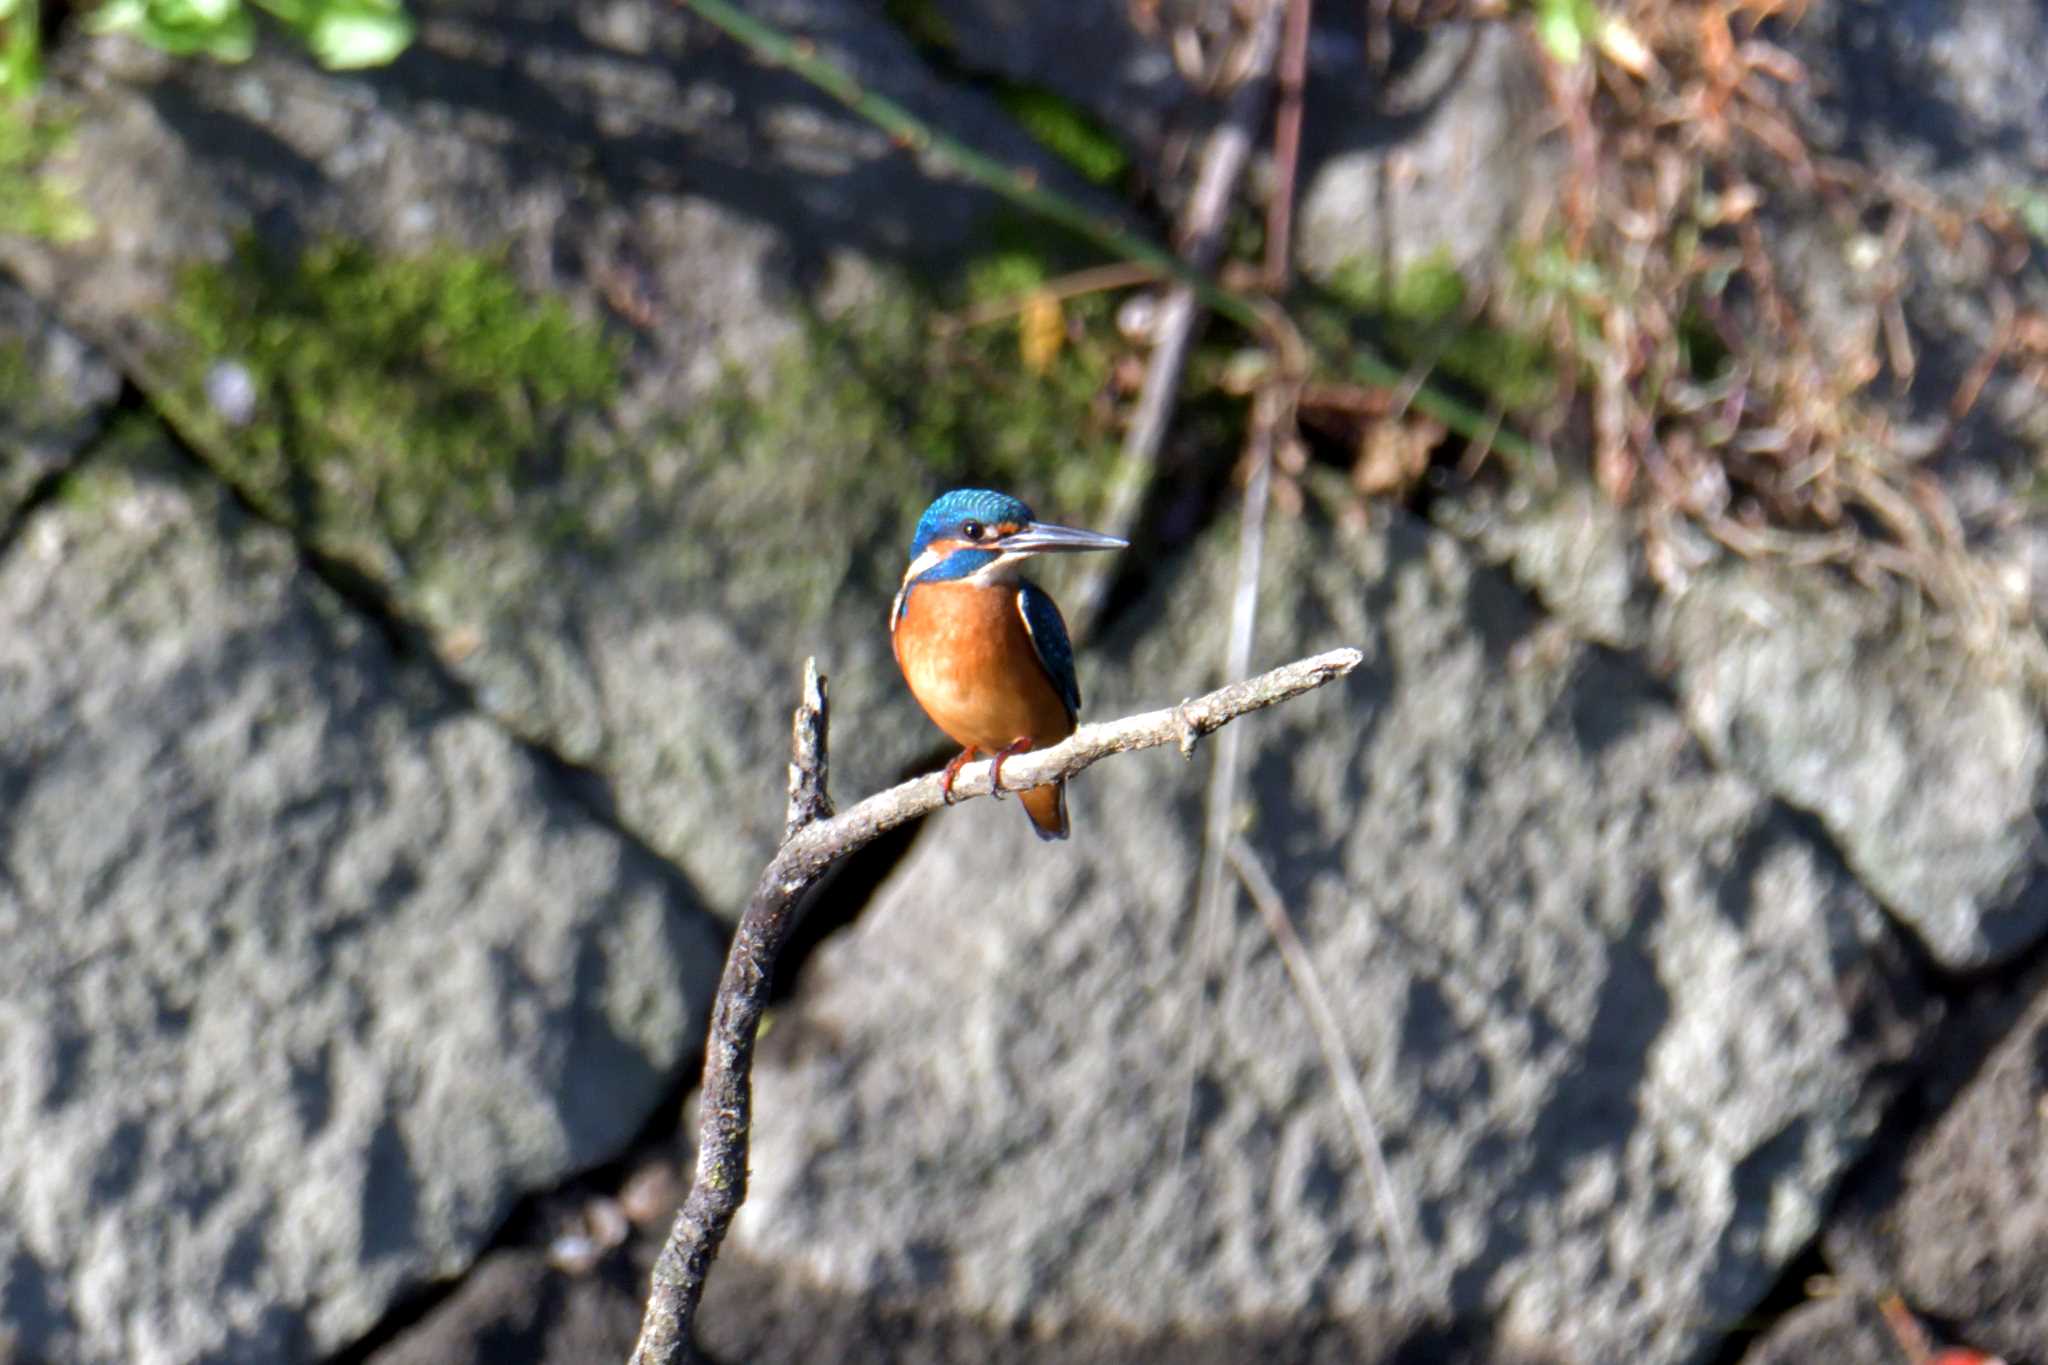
2;0;2045;1361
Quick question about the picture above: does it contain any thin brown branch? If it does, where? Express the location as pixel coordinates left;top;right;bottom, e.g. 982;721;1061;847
1948;282;2016;428
1075;0;1287;629
1264;0;1314;290
628;646;1366;1365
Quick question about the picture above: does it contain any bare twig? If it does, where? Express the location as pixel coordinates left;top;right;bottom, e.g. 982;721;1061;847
1228;837;1418;1285
1948;282;2016;429
629;647;1366;1365
1076;0;1287;628
1264;0;1314;291
782;657;832;840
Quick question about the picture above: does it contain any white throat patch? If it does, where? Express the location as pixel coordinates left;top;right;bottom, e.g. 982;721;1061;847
965;551;1029;585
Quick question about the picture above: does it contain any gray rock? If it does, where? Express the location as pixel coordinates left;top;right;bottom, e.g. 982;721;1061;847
908;2;1560;293
700;1247;1570;1364
911;0;1190;169
1294;21;1559;288
372;1229;1563;1365
0;432;725;1364
1786;0;2048;210
0;281;122;527
1662;559;2048;968
721;497;1928;1365
23;0;1090;403
1455;481;2048;970
1822;967;2048;1365
1439;483;1655;651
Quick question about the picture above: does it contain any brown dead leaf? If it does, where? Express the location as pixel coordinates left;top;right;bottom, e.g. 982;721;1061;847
1019;290;1064;375
1352;416;1447;498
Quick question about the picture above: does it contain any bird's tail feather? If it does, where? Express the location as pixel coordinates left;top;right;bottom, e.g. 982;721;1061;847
1022;779;1069;841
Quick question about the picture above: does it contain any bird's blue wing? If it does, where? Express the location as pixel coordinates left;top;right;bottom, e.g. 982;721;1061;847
1017;580;1081;721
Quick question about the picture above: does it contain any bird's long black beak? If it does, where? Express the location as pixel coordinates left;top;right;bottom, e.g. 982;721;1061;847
1000;521;1129;555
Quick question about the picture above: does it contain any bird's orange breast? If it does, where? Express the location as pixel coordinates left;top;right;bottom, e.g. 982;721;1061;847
893;580;1074;754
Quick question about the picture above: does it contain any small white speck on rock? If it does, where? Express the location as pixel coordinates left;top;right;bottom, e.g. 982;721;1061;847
204;361;258;427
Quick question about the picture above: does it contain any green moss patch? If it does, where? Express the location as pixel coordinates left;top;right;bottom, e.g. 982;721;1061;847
155;227;1128;637
992;86;1129;187
0;336;38;409
1320;251;1558;413
0;106;92;243
167;236;619;569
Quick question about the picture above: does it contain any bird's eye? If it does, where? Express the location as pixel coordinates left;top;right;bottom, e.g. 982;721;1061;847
961;520;986;542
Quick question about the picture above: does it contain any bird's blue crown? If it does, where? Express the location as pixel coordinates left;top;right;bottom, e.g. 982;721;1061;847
909;488;1036;561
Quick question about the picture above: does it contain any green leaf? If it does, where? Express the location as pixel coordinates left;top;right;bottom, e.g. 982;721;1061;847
88;0;257;61
302;2;413;67
89;0;412;68
1;7;41;98
994;85;1128;186
1534;1;1584;64
0;111;94;240
2005;186;2048;246
84;0;142;31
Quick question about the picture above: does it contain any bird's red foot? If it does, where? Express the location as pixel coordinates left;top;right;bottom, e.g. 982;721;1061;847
940;748;978;804
988;736;1034;800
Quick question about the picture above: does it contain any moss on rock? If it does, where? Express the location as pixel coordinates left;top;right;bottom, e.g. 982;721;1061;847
0;105;93;244
647;245;1130;616
1319;249;1557;414
167;236;621;572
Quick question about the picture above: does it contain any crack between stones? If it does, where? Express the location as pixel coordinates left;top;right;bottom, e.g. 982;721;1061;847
99;373;957;1363
127;386;695;894
315;795;935;1363
138;378;942;974
0;446;90;563
79;383;715;1360
1695;791;2048;1364
1456;570;2048;1363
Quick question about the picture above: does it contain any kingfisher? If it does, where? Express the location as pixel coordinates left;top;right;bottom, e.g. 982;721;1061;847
892;488;1128;840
